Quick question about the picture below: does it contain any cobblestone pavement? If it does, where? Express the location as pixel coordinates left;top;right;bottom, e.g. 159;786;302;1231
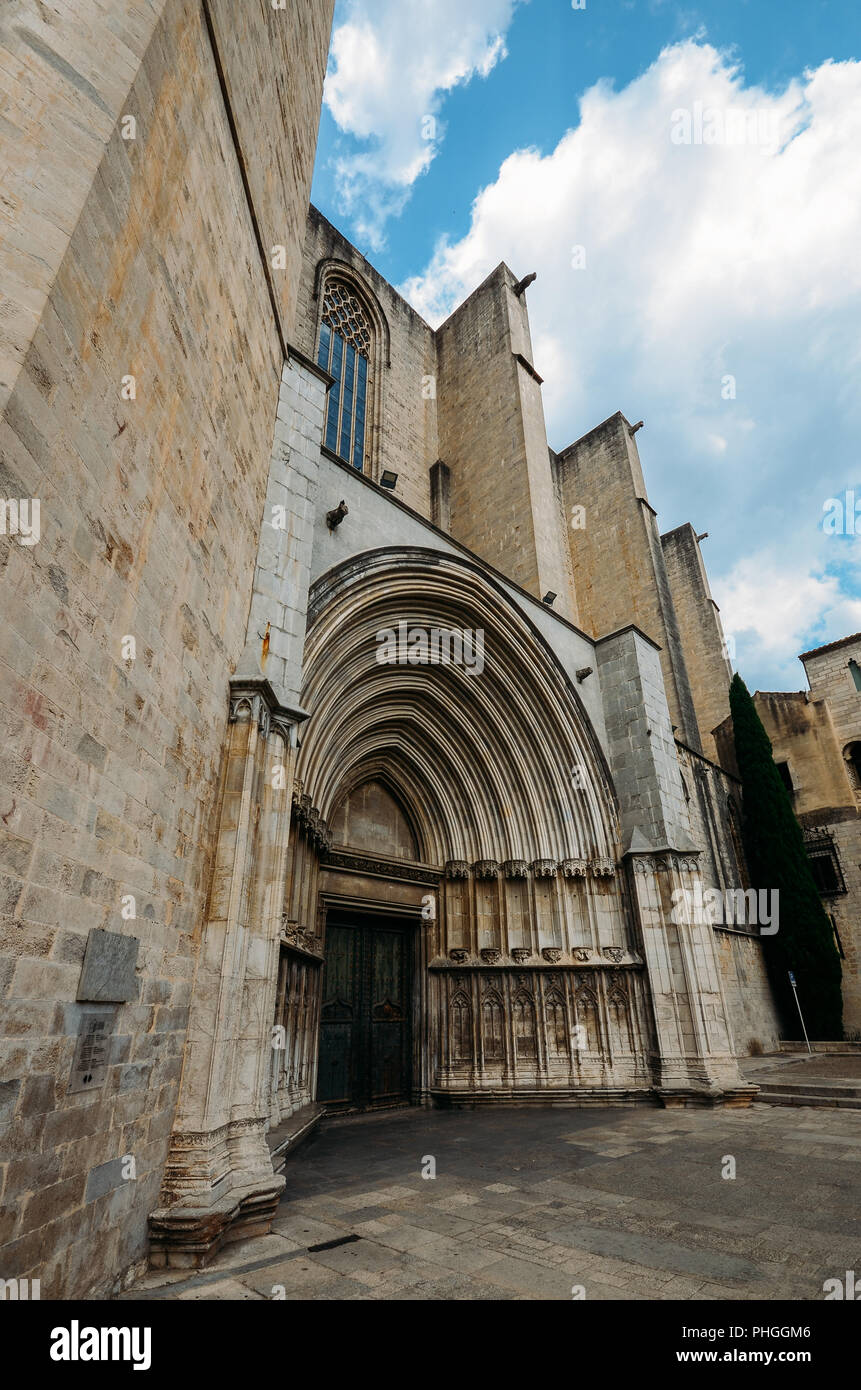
124;1103;861;1301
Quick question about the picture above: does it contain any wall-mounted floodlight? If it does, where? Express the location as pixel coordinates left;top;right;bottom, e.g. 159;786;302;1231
543;592;557;606
380;471;399;490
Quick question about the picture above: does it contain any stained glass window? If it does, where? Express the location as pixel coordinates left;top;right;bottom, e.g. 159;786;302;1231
317;279;371;471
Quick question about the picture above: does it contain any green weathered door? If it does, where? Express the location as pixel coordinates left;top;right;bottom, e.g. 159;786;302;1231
318;917;412;1111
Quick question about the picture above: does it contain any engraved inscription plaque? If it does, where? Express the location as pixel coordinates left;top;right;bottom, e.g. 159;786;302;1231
69;1008;115;1093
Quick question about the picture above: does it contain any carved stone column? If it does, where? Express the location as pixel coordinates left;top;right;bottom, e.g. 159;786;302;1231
595;626;756;1105
149;680;303;1266
149;353;328;1265
628;850;756;1105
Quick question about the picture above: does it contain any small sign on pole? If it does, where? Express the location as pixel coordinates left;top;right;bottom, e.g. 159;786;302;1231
788;971;813;1054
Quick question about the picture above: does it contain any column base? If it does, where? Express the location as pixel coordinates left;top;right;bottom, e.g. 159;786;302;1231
654;1084;759;1109
149;1171;285;1269
149;1117;285;1269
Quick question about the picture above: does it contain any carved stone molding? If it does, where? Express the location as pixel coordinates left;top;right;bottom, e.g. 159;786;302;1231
590;858;616;878
511;947;532;963
572;948;591;962
270;715;294;745
532;859;558;879
229;690;270;738
322;849;439;884
228;678;307;743
292;790;332;856
280;916;323;960
603;946;624;963
669;853;700;874
449;949;469;963
480;948;501;964
630;852;698;875
503;859;529;879
445;860;471;880
473;860;499;880
541;947;562;963
561;858;588;879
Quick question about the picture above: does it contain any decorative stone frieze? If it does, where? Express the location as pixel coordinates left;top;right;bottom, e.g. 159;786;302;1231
473;860;499;879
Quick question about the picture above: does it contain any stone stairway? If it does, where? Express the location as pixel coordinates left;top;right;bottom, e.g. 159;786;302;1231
740;1052;861;1110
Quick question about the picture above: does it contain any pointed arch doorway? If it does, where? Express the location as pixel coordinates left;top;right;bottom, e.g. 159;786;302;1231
316;777;432;1113
318;908;415;1112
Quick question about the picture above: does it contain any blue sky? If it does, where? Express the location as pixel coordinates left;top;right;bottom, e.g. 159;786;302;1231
311;0;861;694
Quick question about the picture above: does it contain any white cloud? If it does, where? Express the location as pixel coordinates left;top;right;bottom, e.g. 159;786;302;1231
323;0;520;248
716;557;861;690
399;40;861;690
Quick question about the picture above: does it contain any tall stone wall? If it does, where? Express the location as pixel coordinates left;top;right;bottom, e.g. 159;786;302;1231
820;818;861;1036
0;0;171;416
801;635;861;755
0;0;332;1298
661;523;734;763
675;742;782;1054
557;413;700;749
713;930;782;1056
436;267;576;619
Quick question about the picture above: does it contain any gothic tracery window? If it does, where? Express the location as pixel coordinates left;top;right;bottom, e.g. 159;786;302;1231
317;277;371;472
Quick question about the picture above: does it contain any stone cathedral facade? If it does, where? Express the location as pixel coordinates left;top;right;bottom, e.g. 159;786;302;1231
0;1;786;1298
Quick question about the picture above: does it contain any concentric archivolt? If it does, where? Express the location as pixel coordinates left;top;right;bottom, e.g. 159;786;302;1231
297;548;620;866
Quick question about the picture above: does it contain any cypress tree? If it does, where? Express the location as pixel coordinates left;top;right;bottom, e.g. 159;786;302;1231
728;673;842;1039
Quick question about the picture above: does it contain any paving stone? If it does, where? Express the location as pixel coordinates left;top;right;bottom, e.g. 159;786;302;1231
128;1105;860;1301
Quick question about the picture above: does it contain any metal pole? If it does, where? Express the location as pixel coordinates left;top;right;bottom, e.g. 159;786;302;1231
789;972;813;1054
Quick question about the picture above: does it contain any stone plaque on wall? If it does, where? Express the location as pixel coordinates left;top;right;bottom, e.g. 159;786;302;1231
77;928;139;1003
68;1007;116;1093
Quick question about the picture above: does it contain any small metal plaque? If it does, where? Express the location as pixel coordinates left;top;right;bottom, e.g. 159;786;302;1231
77;928;139;1003
69;1008;115;1093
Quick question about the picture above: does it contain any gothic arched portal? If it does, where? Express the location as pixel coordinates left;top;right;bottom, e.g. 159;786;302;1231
275;548;655;1108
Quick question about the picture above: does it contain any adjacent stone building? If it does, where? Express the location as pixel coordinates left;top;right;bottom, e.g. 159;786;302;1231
715;634;861;1038
0;0;791;1300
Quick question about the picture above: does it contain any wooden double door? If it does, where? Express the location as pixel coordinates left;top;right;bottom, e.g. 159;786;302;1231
317;914;414;1111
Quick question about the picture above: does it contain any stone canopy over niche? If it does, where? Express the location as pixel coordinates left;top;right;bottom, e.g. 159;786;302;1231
329;780;419;861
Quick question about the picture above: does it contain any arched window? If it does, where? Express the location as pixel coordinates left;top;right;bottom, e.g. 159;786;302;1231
844;741;861;791
317;277;372;472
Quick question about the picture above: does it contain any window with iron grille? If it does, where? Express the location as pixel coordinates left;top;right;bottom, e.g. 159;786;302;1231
803;829;846;897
